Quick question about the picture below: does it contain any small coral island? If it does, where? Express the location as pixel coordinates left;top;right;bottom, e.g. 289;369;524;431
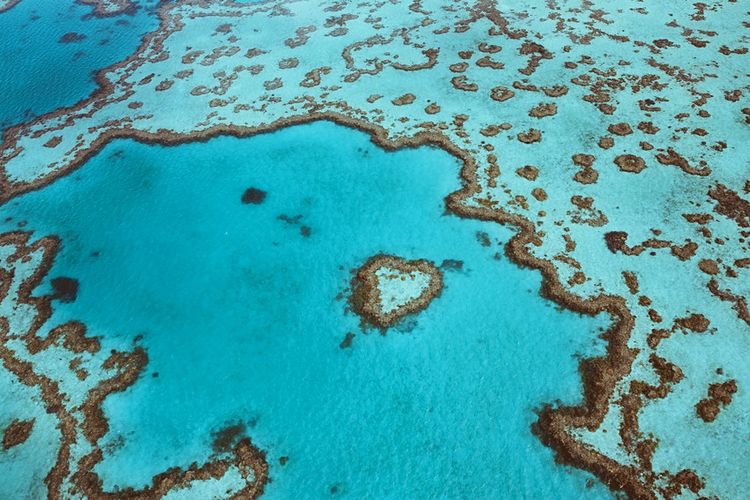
350;254;443;329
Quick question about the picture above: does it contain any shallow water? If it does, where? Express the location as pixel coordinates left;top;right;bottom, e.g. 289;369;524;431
2;121;612;498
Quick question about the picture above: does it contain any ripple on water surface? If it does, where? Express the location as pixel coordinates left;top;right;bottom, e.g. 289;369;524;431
2;121;613;498
0;0;160;128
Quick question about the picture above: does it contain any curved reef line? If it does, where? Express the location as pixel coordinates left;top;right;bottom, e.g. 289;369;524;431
0;232;269;499
0;0;727;496
0;0;181;202
1;111;643;497
0;0;20;14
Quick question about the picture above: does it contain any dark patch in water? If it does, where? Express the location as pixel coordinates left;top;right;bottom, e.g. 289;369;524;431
278;213;302;224
339;332;354;349
50;277;79;303
475;231;491;247
59;32;86;44
300;225;312;237
241;187;267;204
394;318;418;333
211;421;246;454
440;259;463;271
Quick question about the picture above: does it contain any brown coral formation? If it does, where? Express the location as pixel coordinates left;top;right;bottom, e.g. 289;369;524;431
517;128;542;143
392;93;416;106
528;102;557;118
607;122;633;136
241;187;267;205
2;419;34;450
350;254;443;329
572;154;599;184
515;165;539;180
708;183;750;228
695;380;737;423
1;0;748;497
614;154;646;174
656;148;711;176
0;232;269;498
489;86;514;102
50;277;79;303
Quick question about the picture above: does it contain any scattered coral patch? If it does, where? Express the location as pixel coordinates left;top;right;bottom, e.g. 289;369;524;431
59;32;86;44
708;183;750;228
614;154;646;173
2;419;34;450
339;332;355;349
517;128;542;143
211;422;247;454
392;93;416;105
241;187;267;204
695;380;737;422
50;277;79;303
607;122;633;136
528;102;557;118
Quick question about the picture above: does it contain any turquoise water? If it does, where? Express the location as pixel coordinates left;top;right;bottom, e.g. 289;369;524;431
0;0;159;129
2;0;750;496
3;121;612;498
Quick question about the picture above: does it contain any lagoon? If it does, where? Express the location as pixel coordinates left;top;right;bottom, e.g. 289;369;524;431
1;121;613;498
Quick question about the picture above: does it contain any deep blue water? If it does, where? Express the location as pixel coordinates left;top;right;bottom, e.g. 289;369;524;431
2;121;612;498
0;0;159;129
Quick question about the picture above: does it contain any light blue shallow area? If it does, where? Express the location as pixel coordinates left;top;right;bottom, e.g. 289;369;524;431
2;121;613;498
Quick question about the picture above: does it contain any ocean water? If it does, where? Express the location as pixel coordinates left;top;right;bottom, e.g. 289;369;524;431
7;0;745;497
2;121;613;498
0;0;159;129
